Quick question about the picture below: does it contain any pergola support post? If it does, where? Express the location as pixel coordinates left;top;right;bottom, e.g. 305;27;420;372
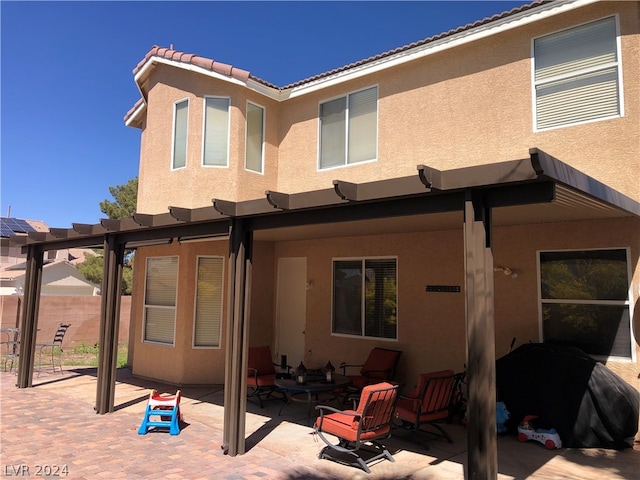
222;219;253;456
95;234;124;414
16;245;44;388
464;193;498;480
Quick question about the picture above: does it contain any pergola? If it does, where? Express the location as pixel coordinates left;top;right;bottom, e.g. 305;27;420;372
11;148;640;479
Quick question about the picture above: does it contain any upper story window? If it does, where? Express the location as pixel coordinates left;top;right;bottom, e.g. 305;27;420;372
332;257;397;340
533;16;621;131
143;256;178;346
172;99;188;169
245;102;264;173
319;86;378;170
539;248;631;360
203;97;230;167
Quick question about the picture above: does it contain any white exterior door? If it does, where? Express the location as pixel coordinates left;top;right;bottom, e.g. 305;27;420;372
276;257;307;369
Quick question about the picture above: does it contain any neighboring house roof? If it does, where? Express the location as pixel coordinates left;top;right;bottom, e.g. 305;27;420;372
3;259;55;272
124;0;586;126
0;217;47;238
0;260;100;295
1;219;97;295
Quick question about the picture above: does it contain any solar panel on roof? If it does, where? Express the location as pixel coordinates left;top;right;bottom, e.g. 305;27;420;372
0;217;37;238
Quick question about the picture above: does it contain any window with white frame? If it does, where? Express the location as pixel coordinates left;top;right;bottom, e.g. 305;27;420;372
332;258;397;339
143;256;178;345
203;97;230;167
319;86;378;169
533;16;621;131
172;100;188;169
194;256;224;348
245;102;264;173
539;249;631;359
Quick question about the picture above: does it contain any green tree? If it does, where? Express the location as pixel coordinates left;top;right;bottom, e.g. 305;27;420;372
77;250;104;285
77;177;138;295
100;177;138;219
77;251;134;295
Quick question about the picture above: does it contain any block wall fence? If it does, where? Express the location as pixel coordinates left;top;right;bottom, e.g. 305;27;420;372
0;295;131;348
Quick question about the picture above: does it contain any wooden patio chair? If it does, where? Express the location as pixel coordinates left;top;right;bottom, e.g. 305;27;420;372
246;346;285;408
394;369;464;449
314;382;399;474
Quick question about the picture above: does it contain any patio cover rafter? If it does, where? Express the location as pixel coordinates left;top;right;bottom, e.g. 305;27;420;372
10;148;639;252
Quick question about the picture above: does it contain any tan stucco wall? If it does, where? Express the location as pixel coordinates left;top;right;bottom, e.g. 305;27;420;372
270;216;639;390
274;228;467;389
127;1;640;389
127;214;638;388
136;67;280;215
135;2;639;217
276;2;639;199
130;240;274;385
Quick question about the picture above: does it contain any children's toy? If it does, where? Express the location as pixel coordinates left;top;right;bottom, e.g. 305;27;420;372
496;401;510;433
517;415;562;449
138;389;182;435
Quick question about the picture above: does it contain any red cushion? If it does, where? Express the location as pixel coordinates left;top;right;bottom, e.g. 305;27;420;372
247;373;276;387
318;411;392;442
248;346;276;376
361;349;399;380
395;371;455;423
395;398;449;423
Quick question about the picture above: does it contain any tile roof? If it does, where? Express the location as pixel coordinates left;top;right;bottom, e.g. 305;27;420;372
132;44;251;82
125;0;548;123
268;0;549;89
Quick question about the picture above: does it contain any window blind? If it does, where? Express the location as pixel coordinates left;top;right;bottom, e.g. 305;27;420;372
245;103;264;173
320;97;346;169
534;17;619;130
172;100;188;169
332;258;397;339
203;97;229;166
364;258;397;339
194;257;224;347
144;257;178;345
348;86;378;164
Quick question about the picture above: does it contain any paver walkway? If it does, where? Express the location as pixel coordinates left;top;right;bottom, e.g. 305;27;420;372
1;367;639;479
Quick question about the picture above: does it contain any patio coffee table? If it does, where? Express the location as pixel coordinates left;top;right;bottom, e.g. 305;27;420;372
275;373;351;425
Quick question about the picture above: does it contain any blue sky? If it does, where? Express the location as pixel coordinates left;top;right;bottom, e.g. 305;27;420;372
1;0;527;228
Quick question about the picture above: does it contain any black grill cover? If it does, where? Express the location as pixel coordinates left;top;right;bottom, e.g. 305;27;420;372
496;343;639;449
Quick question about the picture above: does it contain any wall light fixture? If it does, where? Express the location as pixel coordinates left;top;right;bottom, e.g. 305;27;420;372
494;266;518;279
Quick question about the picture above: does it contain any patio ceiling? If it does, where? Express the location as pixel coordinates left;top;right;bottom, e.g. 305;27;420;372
254;184;630;241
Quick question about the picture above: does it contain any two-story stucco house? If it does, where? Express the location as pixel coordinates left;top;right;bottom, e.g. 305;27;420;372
122;0;638;386
11;0;640;469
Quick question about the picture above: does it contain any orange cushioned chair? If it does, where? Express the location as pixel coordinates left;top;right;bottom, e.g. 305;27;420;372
247;346;284;408
314;382;399;474
339;347;402;408
394;369;463;449
340;347;402;390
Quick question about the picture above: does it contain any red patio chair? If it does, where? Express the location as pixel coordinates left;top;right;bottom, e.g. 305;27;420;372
394;369;464;449
339;347;401;407
247;346;285;408
314;382;399;474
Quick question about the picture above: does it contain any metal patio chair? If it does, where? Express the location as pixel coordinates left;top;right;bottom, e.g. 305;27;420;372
394;369;464;449
314;382;399;474
247;345;286;408
37;323;70;376
339;347;402;407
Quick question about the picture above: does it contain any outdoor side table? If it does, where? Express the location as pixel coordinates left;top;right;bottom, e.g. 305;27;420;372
275;374;352;425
